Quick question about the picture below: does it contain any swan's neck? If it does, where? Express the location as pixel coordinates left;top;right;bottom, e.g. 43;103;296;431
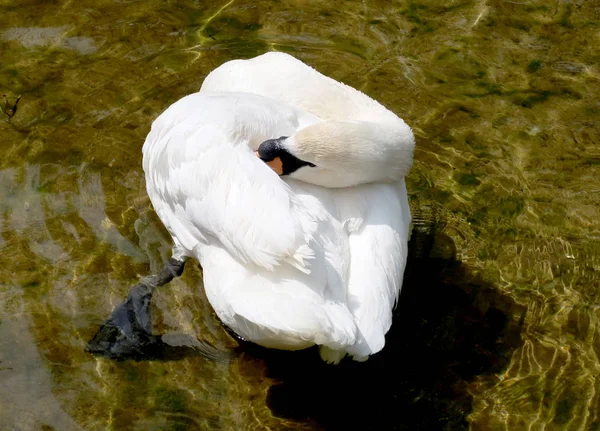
284;120;414;188
201;52;403;127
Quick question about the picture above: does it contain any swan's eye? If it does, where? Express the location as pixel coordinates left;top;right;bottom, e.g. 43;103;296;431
257;137;316;176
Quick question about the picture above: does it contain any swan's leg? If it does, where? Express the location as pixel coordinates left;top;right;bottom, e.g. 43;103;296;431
86;257;186;359
143;257;186;288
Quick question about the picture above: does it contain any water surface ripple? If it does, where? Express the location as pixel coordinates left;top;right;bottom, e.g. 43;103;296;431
0;0;598;430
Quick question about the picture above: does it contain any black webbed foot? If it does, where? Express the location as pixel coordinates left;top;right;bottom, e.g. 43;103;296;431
86;282;160;360
86;258;231;362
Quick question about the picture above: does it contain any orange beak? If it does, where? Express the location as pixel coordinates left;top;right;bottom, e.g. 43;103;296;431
255;151;283;175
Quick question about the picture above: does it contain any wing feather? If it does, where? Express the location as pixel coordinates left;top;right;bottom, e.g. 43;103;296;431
142;94;317;272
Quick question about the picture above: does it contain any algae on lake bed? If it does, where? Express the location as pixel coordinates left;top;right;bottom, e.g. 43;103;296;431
0;0;599;430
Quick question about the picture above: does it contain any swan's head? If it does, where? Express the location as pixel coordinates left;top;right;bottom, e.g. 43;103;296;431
256;136;316;176
256;134;375;188
256;121;414;188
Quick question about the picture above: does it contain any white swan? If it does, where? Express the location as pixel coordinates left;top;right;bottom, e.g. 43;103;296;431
141;52;415;363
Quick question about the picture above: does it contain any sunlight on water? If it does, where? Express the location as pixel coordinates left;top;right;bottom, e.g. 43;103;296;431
0;0;598;429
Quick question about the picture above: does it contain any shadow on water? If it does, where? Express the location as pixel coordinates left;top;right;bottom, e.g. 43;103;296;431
254;208;526;430
84;203;525;430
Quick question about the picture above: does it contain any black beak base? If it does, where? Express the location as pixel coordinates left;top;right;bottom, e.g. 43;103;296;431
257;136;316;175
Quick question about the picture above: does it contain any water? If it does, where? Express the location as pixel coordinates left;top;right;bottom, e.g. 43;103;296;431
0;0;598;429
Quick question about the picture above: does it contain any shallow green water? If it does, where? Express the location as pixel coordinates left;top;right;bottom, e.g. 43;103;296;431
1;0;599;429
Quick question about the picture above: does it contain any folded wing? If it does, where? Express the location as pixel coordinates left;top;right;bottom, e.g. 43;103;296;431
142;93;318;272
